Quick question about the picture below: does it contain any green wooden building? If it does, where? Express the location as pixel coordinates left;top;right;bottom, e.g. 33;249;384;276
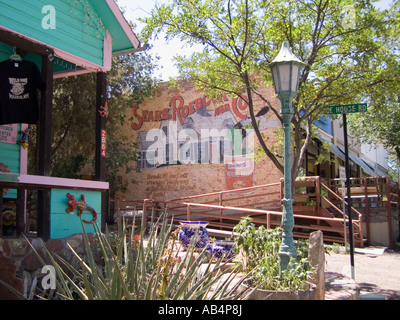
0;0;142;239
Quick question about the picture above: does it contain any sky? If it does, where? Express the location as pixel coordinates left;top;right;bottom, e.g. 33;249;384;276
115;0;395;81
116;0;200;81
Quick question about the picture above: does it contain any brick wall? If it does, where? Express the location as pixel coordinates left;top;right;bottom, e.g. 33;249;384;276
118;80;283;203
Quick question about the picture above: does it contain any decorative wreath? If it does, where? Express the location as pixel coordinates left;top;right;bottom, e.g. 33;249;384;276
0;162;10;195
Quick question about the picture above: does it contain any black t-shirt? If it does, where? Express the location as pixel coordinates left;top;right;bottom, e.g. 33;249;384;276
0;59;45;125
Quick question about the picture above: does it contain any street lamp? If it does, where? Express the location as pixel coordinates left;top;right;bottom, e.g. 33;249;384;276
269;41;305;272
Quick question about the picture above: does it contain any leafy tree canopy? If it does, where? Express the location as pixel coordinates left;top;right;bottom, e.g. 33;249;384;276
346;1;400;178
141;0;398;180
29;51;160;197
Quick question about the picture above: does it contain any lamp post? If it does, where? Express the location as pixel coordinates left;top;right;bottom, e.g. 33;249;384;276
269;41;305;272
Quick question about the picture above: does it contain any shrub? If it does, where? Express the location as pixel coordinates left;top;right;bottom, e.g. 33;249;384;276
233;216;314;292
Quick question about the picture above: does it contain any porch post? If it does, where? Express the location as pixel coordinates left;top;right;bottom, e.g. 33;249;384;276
95;72;108;231
37;52;53;240
38;53;53;176
95;71;107;181
0;189;3;237
16;188;26;236
386;177;394;248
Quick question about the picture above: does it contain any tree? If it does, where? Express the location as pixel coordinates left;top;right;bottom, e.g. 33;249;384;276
346;1;400;180
141;0;396;181
28;52;159;197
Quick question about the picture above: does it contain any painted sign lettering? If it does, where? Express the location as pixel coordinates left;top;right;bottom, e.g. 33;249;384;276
131;94;248;130
101;129;106;157
0;124;18;144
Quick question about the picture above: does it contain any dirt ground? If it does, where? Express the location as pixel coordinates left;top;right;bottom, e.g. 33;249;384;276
324;246;400;299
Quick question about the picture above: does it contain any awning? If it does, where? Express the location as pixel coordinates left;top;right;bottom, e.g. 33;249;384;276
329;143;388;177
360;158;388;177
329;143;346;162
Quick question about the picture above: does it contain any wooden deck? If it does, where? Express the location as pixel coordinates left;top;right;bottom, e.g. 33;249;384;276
116;176;400;248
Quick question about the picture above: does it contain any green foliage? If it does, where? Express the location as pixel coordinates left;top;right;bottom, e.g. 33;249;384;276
141;0;398;180
345;3;400;176
105;137;139;197
10;213;249;300
51;154;87;179
233;216;313;292
28;52;159;196
233;216;281;271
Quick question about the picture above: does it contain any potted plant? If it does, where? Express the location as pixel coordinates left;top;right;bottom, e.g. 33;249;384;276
233;216;315;300
294;177;316;188
177;220;210;250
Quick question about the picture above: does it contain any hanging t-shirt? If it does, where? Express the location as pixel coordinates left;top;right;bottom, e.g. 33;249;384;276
0;59;45;125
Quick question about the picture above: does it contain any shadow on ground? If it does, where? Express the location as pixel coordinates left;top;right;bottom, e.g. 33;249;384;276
358;282;400;300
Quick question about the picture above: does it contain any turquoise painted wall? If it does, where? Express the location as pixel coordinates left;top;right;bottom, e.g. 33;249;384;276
0;0;105;67
50;188;102;239
0;124;21;199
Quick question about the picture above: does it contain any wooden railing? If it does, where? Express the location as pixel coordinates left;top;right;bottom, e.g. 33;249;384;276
116;177;368;247
320;181;364;247
329;176;399;247
164;182;282;210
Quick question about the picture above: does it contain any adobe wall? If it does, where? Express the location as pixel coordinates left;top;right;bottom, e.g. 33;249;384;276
118;80;283;203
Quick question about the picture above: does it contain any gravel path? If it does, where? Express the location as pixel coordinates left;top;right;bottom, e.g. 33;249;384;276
324;247;400;299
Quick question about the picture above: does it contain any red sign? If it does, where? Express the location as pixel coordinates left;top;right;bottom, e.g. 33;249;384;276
101;129;106;157
225;155;254;192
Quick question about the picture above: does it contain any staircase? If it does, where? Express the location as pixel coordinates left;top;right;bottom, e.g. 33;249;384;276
286;177;365;247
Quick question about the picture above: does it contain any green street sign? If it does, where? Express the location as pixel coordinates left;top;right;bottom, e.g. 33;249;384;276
326;103;367;115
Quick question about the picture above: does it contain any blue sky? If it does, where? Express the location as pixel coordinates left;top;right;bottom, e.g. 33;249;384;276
116;0;395;81
116;0;200;81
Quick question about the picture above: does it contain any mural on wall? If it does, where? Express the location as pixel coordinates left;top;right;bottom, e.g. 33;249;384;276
131;89;279;193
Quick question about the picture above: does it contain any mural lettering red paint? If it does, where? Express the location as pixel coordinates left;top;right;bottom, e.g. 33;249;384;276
131;94;248;130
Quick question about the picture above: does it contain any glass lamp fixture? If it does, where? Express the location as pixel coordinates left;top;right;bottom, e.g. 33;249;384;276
269;41;305;99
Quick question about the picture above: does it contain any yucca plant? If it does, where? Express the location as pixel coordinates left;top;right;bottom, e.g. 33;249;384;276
3;210;252;300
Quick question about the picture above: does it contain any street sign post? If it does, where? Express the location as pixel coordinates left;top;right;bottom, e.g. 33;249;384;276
326;103;367;280
339;166;348;252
